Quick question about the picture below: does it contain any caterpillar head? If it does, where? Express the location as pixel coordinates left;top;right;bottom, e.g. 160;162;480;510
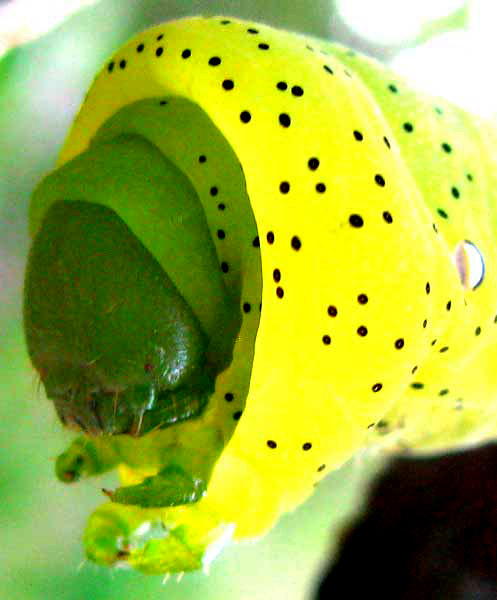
23;134;242;436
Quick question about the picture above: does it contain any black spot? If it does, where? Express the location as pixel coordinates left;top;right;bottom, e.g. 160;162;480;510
267;440;277;448
258;43;270;50
221;20;231;24
323;335;331;345
199;155;207;163
217;229;225;239
388;83;398;93
328;305;338;317
224;392;234;402
209;56;221;66
403;122;413;132
277;81;288;91
440;346;449;353
317;464;326;472
252;236;260;247
291;85;304;96
412;366;418;374
475;326;482;336
279;113;291;127
155;47;163;57
446;301;452;311
357;326;368;336
243;302;251;313
291;236;302;250
383;211;393;223
247;28;259;34
411;382;424;389
466;173;474;182
358;294;368;304
240;110;252;123
182;49;191;59
218;203;225;211
156;34;163;41
210;186;218;196
349;214;364;228
383;136;391;148
439;389;449;396
353;130;363;141
276;287;284;298
442;142;452;153
119;59;126;69
433;223;438;233
221;262;229;273
395;338;404;349
273;269;281;282
316;183;326;193
107;61;115;72
372;383;382;392
308;157;320;170
423;319;428;328
375;174;385;187
437;208;448;219
302;443;312;451
267;231;275;244
233;411;242;420
159;101;167;106
324;65;334;74
137;43;145;53
280;181;290;193
426;282;430;294
451;187;460;199
222;79;234;90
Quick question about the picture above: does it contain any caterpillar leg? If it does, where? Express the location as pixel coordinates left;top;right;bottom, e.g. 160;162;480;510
56;435;119;482
107;426;224;507
84;446;283;574
84;496;233;574
107;464;205;507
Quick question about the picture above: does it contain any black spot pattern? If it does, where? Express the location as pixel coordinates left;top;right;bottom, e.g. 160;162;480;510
95;16;493;506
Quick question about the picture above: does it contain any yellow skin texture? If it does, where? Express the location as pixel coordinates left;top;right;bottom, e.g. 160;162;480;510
29;15;497;573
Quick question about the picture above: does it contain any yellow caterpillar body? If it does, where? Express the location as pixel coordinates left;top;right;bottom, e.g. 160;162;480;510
25;15;497;574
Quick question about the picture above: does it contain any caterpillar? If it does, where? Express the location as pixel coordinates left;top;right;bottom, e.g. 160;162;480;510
23;15;497;575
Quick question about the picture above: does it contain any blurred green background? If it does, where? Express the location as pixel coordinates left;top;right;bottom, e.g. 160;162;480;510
0;0;488;598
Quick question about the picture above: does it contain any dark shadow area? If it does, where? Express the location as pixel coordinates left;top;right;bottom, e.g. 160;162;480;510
315;442;497;599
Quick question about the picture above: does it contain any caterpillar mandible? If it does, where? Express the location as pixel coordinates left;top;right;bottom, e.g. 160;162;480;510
23;15;497;574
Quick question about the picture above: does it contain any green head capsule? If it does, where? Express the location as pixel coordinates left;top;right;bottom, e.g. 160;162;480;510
24;134;238;436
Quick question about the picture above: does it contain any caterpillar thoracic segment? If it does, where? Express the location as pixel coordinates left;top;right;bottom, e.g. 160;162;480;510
23;15;497;574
